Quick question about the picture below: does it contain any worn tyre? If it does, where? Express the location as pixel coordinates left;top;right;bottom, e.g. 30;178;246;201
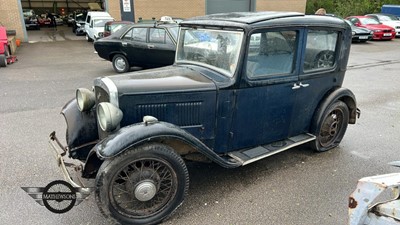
311;100;349;152
95;143;189;225
0;54;6;67
112;54;130;73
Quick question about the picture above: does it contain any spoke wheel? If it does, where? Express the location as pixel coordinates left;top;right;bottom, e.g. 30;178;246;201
112;54;130;73
311;101;349;152
95;144;189;225
315;50;334;68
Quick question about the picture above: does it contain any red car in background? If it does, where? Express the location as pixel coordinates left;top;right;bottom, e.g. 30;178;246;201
101;21;134;38
346;16;396;40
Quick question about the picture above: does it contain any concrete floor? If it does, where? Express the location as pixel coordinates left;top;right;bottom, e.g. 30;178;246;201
26;25;86;43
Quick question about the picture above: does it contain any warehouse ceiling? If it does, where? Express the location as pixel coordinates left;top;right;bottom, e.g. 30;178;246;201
21;0;104;14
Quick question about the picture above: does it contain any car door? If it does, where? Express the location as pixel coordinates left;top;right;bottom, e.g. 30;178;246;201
289;28;342;136
120;27;148;66
229;29;300;151
84;15;91;37
145;27;176;67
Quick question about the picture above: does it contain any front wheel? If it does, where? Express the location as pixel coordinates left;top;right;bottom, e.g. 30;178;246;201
112;54;130;73
95;143;189;225
311;101;349;152
86;34;93;42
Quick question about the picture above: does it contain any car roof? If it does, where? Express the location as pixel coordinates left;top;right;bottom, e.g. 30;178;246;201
348;16;371;18
129;21;179;28
181;11;348;30
105;20;134;25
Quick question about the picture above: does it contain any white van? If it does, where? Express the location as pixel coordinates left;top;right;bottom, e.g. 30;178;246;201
84;11;114;41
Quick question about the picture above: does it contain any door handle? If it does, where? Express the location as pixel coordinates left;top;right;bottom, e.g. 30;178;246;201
122;42;127;46
147;45;155;49
292;83;301;90
299;82;309;88
292;82;309;90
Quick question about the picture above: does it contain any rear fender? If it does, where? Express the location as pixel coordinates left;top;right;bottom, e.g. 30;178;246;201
109;51;128;61
310;87;359;133
94;121;241;168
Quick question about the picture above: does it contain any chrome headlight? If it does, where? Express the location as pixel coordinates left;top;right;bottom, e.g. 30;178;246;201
351;31;356;36
76;88;95;112
97;102;123;132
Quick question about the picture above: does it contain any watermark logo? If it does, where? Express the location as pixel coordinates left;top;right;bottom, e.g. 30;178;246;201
22;180;93;213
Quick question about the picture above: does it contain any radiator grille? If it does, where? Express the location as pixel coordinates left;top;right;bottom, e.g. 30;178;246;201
137;102;202;126
94;86;110;103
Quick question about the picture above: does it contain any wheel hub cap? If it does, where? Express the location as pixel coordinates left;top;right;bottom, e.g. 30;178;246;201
134;180;157;202
116;58;125;70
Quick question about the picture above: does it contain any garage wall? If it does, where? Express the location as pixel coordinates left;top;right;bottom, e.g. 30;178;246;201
133;0;205;21
0;0;24;41
128;0;306;21
108;0;121;21
206;0;254;14
256;0;307;13
1;0;306;43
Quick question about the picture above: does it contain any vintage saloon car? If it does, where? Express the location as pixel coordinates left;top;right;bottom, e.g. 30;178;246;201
50;12;359;225
94;17;179;73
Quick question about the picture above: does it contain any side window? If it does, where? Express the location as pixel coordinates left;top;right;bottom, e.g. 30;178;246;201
123;28;147;42
303;30;338;72
86;15;91;23
350;18;358;25
246;30;297;78
131;28;147;42
149;28;168;44
122;28;133;41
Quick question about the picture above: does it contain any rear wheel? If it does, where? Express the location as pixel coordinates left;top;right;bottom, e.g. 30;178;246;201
95;144;189;225
112;54;130;73
311;101;349;152
0;54;6;67
0;47;9;67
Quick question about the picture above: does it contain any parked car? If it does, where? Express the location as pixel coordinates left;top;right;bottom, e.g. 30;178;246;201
72;11;87;35
101;20;134;38
365;13;400;37
65;13;74;27
49;12;359;225
94;17;178;72
344;19;373;42
22;9;40;30
84;11;114;41
52;14;64;26
346;16;396;40
38;14;51;26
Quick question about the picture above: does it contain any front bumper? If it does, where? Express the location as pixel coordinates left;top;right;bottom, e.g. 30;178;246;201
49;131;91;194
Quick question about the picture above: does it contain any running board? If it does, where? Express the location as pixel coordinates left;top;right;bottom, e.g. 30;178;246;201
228;133;316;166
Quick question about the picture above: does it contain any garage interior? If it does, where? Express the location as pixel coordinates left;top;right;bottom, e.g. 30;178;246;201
21;0;105;42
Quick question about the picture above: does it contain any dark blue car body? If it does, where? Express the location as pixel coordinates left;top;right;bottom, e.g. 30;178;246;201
50;12;359;225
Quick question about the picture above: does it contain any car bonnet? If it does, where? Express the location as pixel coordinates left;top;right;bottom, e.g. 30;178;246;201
104;66;217;95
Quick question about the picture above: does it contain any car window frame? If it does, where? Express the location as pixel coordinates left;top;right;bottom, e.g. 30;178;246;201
244;28;300;84
299;27;342;78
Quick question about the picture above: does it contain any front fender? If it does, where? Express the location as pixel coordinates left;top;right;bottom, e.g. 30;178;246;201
94;121;241;168
311;87;359;133
62;98;98;159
